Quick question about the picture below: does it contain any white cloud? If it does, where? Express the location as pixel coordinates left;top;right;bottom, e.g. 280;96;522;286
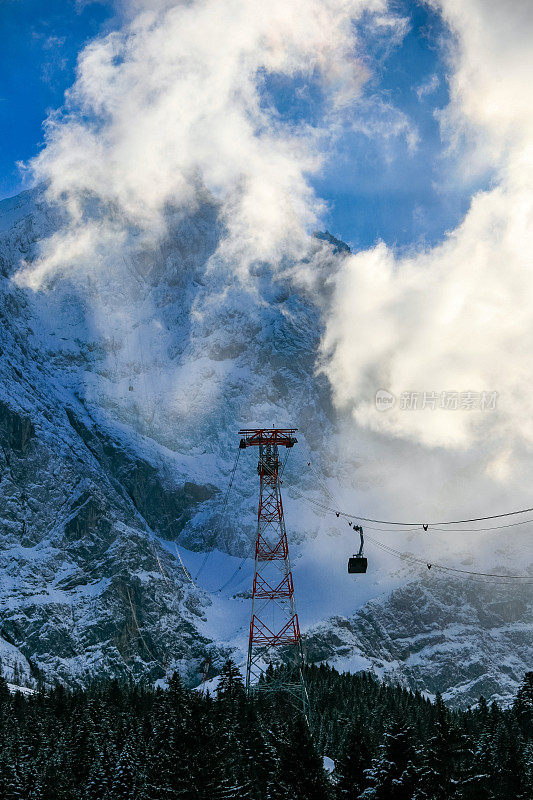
349;95;419;153
17;0;395;289
415;72;439;100
320;0;533;500
12;0;410;491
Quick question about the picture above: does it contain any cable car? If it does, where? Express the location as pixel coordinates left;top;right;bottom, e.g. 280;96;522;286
348;555;368;573
348;525;368;574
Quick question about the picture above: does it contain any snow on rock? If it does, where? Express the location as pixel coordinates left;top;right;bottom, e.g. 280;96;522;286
304;576;533;708
323;756;335;774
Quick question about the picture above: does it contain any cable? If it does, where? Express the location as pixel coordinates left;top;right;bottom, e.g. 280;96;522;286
126;587;160;664
289;482;533;530
174;543;196;586
343;505;533;527
297;462;425;535
292;486;533;581
302;459;424;534
216;542;256;594
194;549;212;583
363;532;533;582
305;457;339;508
421;516;533;533
211;447;292;594
195;448;241;581
290;458;533;528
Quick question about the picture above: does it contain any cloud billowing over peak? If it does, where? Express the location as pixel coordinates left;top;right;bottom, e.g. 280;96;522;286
12;0;533;523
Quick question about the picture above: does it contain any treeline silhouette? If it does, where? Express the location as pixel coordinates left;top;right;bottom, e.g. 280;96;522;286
0;663;530;799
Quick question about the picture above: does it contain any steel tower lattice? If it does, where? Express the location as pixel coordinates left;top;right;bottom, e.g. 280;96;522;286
238;428;308;717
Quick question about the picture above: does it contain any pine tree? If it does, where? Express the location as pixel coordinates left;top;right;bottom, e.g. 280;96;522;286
276;715;331;800
0;660;528;800
216;660;245;702
416;694;468;800
513;671;533;739
459;727;493;800
490;718;530;800
110;734;144;800
0;673;10;706
335;719;372;799
144;697;194;800
359;722;420;800
168;672;189;710
0;757;24;800
84;756;114;800
476;696;489;726
240;703;279;800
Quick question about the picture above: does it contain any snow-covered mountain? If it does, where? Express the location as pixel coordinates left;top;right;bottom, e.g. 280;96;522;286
0;188;530;707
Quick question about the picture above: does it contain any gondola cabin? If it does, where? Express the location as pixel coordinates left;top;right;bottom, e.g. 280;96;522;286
348;555;368;574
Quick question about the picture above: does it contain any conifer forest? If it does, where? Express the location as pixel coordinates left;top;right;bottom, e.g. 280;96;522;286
0;663;530;800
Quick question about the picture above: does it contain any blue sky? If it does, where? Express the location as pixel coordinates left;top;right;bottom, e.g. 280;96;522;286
0;0;113;198
0;0;482;251
316;2;463;251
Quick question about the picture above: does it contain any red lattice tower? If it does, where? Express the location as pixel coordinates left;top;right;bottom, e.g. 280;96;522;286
239;428;308;716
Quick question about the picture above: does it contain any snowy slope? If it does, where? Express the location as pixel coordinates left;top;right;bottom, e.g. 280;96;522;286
0;188;530;704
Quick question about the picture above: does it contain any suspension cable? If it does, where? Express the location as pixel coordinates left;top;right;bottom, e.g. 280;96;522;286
126;587;160;664
293;486;533;581
289;476;533;530
216;542;256;594
363;532;533;583
194;448;241;581
211;447;292;594
354;506;533;527
174;543;195;586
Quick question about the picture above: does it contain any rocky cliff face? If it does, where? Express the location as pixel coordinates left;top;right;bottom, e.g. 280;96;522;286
0;188;530;706
0;288;216;686
304;577;532;709
0;187;334;689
